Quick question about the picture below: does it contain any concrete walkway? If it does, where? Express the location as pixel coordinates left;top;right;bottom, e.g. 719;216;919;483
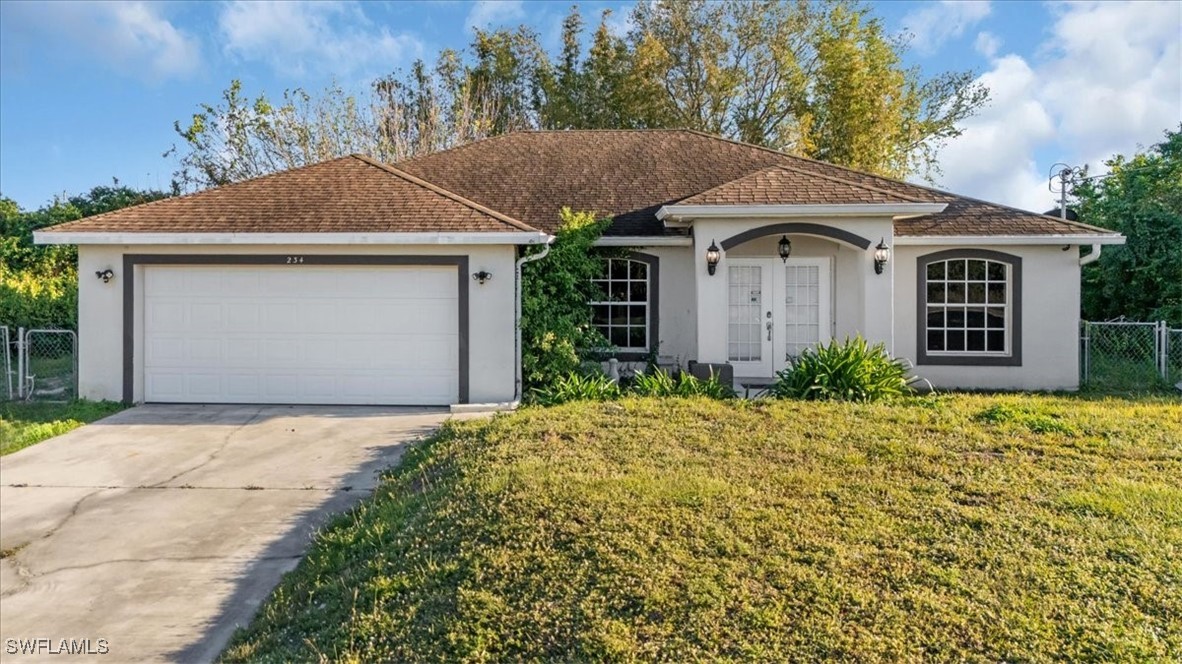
0;404;453;663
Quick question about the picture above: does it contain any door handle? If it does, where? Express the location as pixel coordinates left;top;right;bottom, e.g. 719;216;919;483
766;320;773;341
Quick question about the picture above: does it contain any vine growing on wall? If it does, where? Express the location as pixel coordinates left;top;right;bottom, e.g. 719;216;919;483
520;208;621;389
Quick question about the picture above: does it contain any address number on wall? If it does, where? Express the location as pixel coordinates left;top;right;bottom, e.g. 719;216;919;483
286;256;305;264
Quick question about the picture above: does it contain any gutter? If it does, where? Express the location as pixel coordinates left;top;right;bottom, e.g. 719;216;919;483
512;240;554;405
1079;243;1103;266
32;231;552;246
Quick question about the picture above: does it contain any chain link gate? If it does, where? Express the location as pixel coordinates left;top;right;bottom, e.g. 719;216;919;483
7;328;78;401
1081;320;1180;391
1;325;12;401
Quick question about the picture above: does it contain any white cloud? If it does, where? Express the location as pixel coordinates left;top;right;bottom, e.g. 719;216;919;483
902;1;991;54
218;1;422;78
932;1;1182;212
464;0;525;33
974;31;1000;58
936;56;1057;212
0;1;199;79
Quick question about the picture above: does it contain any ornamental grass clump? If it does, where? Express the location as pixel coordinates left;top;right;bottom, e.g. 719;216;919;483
529;371;621;406
770;335;916;402
629;368;735;399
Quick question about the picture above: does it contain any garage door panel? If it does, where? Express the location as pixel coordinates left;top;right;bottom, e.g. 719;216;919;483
146;373;184;400
226;374;261;399
144;265;459;405
225;304;260;331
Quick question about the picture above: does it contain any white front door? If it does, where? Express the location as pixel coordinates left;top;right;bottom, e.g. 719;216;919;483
727;257;832;378
727;260;775;377
782;257;832;365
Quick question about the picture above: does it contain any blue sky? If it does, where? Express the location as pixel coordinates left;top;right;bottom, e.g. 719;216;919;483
1;1;1178;213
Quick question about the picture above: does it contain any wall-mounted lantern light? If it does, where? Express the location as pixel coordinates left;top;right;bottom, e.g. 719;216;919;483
705;240;721;276
777;235;792;263
472;270;493;285
873;239;891;275
95;269;115;283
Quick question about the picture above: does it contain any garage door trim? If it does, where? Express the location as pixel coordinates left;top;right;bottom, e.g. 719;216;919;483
122;254;469;405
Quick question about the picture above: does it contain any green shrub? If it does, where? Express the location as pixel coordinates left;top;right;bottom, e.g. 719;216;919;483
0;265;78;330
629;368;735;399
529;371;621;406
769;336;915;402
520;208;621;390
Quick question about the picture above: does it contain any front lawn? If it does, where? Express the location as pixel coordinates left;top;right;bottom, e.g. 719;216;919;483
0;400;125;456
223;394;1182;662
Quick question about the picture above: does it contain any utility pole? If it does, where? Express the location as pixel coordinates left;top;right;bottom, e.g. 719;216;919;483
1048;163;1087;219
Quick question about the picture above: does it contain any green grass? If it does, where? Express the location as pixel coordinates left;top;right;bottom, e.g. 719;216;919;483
0;400;125;456
222;394;1182;663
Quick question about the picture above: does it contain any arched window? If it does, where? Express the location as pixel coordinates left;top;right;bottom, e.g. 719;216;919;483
590;255;658;356
917;249;1022;366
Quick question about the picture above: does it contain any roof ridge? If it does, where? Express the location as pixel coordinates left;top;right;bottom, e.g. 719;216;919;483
396;132;520;166
350;154;540;233
44;155;362;230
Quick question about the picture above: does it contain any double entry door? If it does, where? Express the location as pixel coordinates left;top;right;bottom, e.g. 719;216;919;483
727;257;832;378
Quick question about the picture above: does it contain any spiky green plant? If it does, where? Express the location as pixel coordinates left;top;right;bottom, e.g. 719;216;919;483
769;336;915;402
629;369;735;399
529;371;621;406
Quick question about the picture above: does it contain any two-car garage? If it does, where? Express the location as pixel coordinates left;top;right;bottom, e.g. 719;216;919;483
34;153;548;407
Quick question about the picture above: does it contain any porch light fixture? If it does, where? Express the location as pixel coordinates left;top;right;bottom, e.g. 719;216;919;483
472;270;493;284
873;238;891;275
777;235;792;263
95;269;114;283
705;240;721;275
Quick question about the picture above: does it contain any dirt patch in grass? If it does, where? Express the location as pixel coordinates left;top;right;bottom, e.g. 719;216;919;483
0;400;125;456
222;394;1182;662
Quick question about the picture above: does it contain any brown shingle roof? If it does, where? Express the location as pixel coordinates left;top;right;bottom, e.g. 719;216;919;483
45;130;1119;240
40;154;539;235
676;164;923;205
398;129;1119;238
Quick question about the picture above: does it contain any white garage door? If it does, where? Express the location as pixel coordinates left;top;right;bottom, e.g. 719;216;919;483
143;265;459;405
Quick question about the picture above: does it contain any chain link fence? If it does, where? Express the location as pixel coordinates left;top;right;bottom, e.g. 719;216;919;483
0;326;78;402
1;325;12;401
1081;320;1180;392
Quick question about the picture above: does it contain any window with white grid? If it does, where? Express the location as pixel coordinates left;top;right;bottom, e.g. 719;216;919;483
925;258;1010;354
590;258;649;351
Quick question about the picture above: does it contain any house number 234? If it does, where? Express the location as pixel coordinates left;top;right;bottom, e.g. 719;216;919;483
286;256;304;264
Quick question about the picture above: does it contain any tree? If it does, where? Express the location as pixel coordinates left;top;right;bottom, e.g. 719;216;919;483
625;0;987;180
1076;127;1182;325
170;1;987;188
169;80;391;189
1;184;169;329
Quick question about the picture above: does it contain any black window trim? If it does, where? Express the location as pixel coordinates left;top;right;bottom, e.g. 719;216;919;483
916;248;1022;367
590;252;659;362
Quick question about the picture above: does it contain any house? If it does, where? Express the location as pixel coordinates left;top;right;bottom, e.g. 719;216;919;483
35;130;1124;406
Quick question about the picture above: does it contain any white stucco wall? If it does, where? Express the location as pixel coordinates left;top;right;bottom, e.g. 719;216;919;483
77;243;519;404
894;244;1082;391
636;245;697;366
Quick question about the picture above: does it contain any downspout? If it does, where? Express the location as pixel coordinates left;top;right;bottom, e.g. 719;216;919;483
1079;244;1102;266
513;240;553;405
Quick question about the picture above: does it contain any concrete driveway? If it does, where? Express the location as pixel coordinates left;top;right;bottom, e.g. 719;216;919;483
0;404;453;663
